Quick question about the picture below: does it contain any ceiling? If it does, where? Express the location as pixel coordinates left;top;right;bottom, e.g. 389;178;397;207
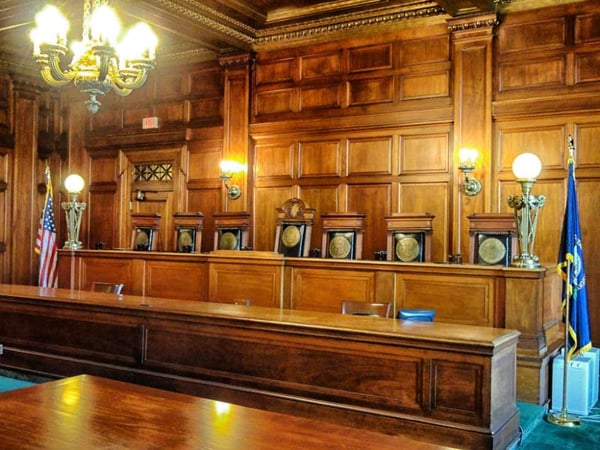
0;0;580;69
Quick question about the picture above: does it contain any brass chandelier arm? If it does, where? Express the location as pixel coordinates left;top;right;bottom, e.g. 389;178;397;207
110;63;154;92
40;66;73;87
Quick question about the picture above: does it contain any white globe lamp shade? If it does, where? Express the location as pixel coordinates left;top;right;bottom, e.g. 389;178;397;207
512;153;542;180
64;174;85;194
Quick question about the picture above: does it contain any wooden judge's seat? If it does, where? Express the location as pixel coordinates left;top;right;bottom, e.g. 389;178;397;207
91;282;125;295
341;301;391;318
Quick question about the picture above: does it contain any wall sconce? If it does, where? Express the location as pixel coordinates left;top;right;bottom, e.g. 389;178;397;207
61;174;87;250
507;153;546;268
458;148;482;196
220;160;245;200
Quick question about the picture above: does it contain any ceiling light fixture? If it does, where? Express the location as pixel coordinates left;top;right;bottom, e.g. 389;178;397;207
30;0;158;114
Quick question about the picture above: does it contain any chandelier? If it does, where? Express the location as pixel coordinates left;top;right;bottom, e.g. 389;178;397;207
30;0;158;114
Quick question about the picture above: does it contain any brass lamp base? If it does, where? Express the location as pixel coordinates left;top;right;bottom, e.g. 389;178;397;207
547;411;581;427
511;254;541;269
63;241;83;250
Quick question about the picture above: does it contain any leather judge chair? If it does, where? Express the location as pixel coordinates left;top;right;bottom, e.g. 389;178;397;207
91;282;125;295
341;301;391;318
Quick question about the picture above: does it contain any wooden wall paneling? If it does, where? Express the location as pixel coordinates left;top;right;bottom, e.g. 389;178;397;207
80;256;139;295
347;184;391;260
398;132;451;262
399;131;450;175
254;186;295;252
88;93;123;133
187;189;220;252
395;30;451;103
576;121;600;168
150;71;188;126
346;136;393;177
88;191;118;250
144;258;207;301
207;253;283;307
396;272;496;326
188;64;224;124
290;265;376;312
255;141;295;180
299;139;342;178
298;186;340;254
88;155;120;250
186;128;224;251
398;182;450;263
398;35;450;67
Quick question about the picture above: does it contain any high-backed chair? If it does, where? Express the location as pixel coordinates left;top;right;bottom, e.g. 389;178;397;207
341;301;391;318
91;282;125;295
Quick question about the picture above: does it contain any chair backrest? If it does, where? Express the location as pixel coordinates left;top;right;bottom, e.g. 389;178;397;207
341;301;391;318
397;309;435;322
91;282;125;295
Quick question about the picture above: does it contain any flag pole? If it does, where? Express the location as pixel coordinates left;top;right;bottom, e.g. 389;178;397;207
547;136;581;427
548;258;580;426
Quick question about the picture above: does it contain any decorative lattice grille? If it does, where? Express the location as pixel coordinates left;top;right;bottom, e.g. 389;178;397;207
134;163;173;182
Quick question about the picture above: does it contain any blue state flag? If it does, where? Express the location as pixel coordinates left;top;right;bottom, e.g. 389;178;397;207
557;155;591;361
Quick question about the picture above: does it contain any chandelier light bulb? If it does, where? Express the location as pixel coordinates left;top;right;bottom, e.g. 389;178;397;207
512;153;542;180
89;5;121;45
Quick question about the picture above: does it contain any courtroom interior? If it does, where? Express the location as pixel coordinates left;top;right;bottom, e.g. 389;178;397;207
0;0;599;448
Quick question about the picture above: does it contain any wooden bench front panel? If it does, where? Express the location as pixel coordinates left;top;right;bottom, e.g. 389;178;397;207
0;285;520;449
396;273;498;326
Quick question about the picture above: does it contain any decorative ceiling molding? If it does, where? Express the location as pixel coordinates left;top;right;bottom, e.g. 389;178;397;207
255;2;446;49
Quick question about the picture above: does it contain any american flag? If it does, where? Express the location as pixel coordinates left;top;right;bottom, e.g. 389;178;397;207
34;168;58;287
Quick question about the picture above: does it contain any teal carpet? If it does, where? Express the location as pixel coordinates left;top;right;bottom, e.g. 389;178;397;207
0;375;35;392
517;400;600;450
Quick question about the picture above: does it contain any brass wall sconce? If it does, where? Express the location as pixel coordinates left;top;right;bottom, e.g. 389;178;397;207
61;174;87;250
507;153;545;268
458;148;482;196
220;160;245;200
451;148;482;264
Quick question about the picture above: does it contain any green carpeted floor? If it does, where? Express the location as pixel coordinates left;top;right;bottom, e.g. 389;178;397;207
0;375;35;391
517;400;600;450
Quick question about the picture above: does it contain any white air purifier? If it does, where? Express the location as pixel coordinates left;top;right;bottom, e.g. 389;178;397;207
551;353;594;416
583;347;599;406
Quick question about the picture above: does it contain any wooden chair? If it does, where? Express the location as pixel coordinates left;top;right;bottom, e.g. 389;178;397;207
91;282;125;295
341;301;391;318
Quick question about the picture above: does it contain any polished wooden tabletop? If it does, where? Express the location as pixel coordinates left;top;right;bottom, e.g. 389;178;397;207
0;375;456;449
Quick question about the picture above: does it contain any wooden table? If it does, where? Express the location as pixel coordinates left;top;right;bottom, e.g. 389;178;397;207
0;375;452;449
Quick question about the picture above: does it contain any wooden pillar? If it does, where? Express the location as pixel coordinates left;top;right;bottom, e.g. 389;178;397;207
10;81;39;285
219;53;253;214
449;13;496;257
